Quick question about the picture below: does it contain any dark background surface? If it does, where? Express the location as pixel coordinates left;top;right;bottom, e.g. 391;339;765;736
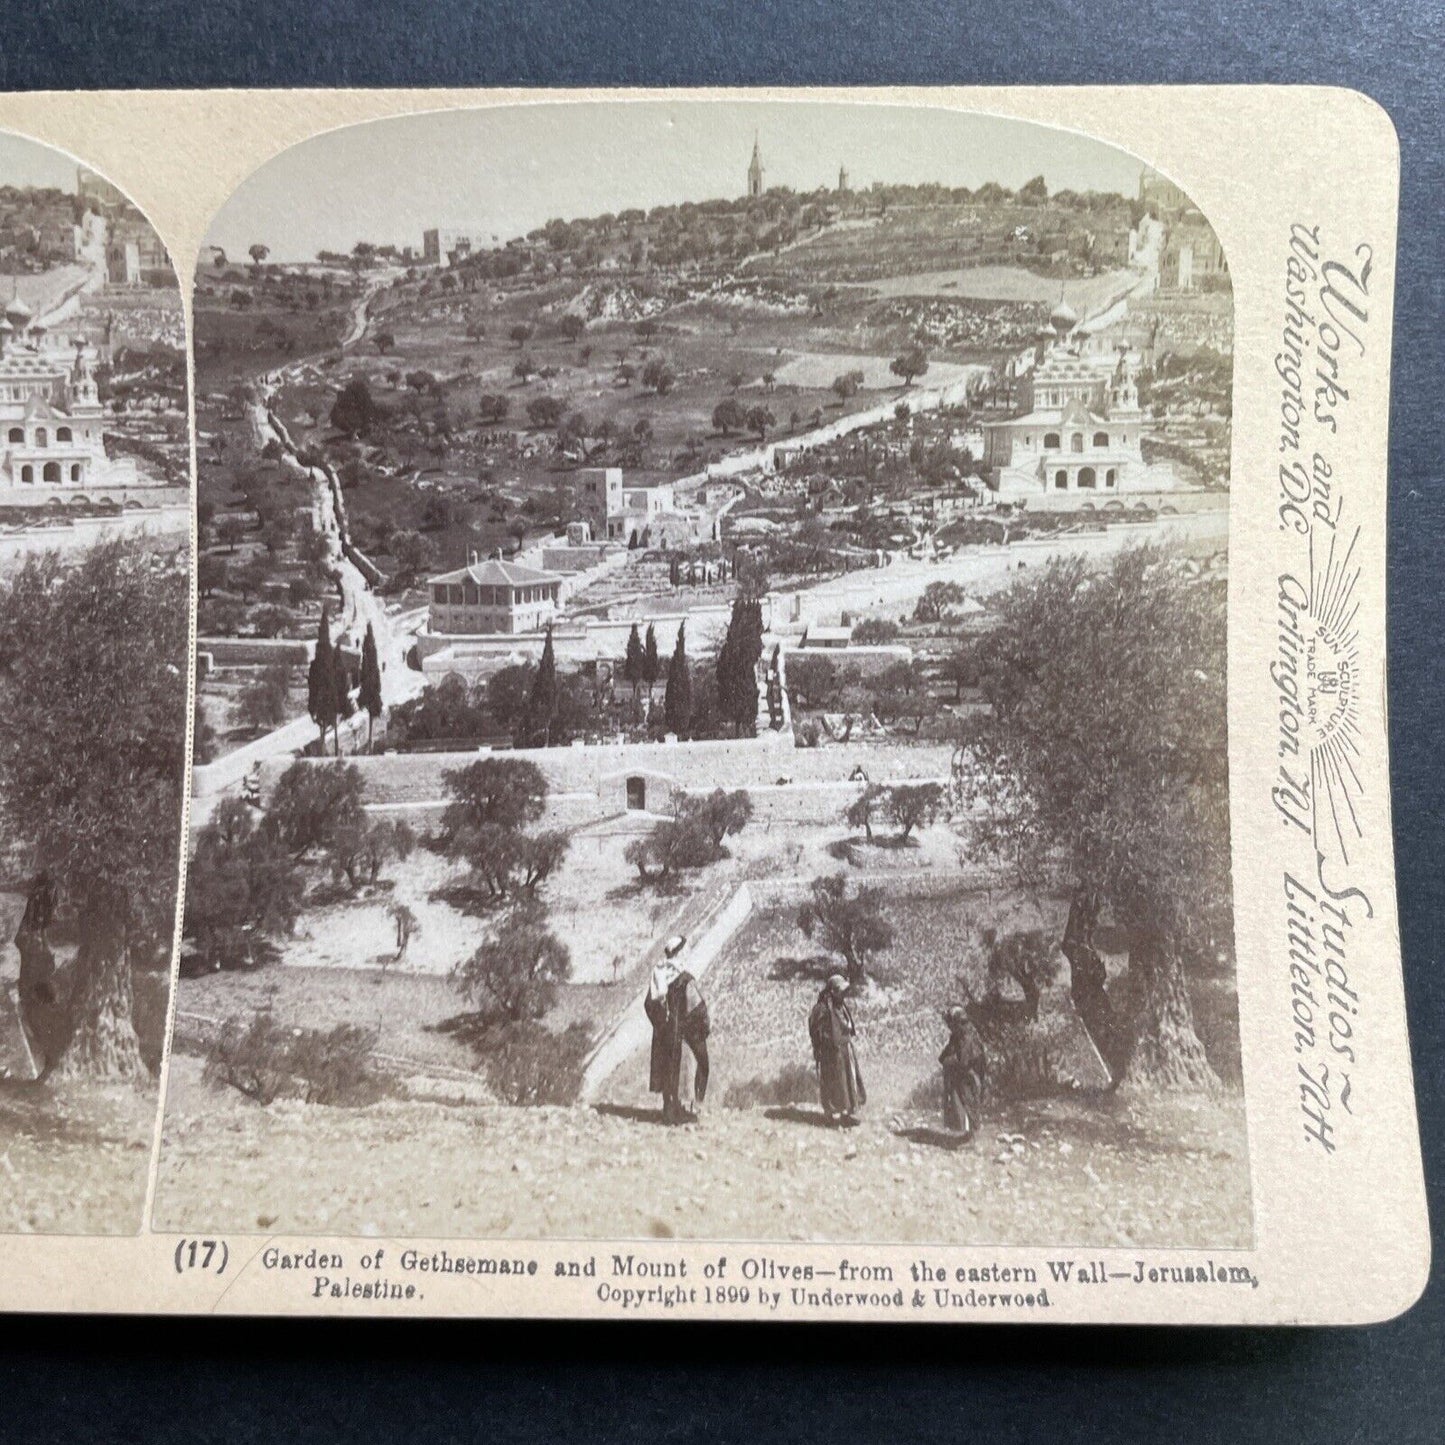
0;2;1441;1440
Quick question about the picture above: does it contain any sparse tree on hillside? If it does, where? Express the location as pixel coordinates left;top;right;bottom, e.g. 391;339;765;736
746;405;776;441
914;580;966;623
269;760;365;856
712;398;746;436
372;330;396;355
526;396;563;429
451;903;571;1027
509;323;533;348
845;782;885;843
890;346;929;387
238;663;292;732
185;799;303;973
478;392;510;424
883;782;944;840
641;358;675;396
331;376;379;438
797;875;894;989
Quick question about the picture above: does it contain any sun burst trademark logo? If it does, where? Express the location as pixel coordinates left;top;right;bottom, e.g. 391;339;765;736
1273;526;1365;871
1304;528;1363;867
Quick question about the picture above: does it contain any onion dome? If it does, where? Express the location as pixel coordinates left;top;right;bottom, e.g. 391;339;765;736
1049;295;1078;334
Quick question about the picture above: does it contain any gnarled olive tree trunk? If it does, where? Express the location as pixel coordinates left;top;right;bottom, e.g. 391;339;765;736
53;896;146;1083
1121;926;1219;1092
14;874;66;1079
1061;892;1218;1091
1061;891;1130;1086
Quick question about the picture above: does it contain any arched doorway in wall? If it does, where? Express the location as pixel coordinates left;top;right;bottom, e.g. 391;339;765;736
1078;467;1096;489
20;464;33;483
42;462;60;483
1054;469;1068;490
626;776;646;811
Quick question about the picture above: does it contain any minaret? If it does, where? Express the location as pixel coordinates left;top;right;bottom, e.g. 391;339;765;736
748;134;764;198
838;164;849;193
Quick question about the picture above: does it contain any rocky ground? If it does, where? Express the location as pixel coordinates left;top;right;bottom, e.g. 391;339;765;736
154;1055;1250;1248
0;1081;157;1233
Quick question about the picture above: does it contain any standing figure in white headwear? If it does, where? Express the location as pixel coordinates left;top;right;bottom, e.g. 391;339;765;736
643;935;710;1124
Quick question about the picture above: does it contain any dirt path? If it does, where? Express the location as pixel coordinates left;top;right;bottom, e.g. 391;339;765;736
155;1055;1250;1247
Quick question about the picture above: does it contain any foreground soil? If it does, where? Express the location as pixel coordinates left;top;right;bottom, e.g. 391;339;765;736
154;1056;1250;1248
0;1081;157;1233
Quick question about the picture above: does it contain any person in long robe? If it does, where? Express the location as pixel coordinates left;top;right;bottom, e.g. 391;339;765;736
643;941;710;1124
809;974;865;1123
939;1005;987;1140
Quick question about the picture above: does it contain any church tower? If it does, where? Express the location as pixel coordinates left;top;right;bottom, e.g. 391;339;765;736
748;135;764;198
838;164;849;193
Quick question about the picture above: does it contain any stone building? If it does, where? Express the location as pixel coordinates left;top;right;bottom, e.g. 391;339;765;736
426;555;564;636
574;466;627;540
421;228;489;266
1160;213;1229;292
0;296;117;488
982;304;1159;499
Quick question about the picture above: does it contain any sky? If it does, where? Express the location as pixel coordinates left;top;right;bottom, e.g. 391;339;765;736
0;129;82;191
207;100;1151;263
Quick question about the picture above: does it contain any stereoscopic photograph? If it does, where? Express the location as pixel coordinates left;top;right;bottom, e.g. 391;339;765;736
0;130;190;1232
149;99;1242;1248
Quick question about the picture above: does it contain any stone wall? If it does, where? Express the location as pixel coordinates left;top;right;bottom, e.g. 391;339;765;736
257;732;956;826
417;601;747;678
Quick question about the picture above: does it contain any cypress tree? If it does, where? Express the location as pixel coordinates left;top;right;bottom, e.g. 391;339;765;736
623;622;645;696
664;621;692;737
524;625;559;747
307;607;337;752
358;621;383;750
717;595;762;737
643;623;660;690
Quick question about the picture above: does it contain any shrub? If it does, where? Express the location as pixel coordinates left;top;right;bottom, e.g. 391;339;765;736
185;799;304;971
450;904;572;1026
479;1020;593;1105
722;1062;816;1109
269;761;366;855
851;618;900;645
204;1013;387;1106
985;1026;1071;1101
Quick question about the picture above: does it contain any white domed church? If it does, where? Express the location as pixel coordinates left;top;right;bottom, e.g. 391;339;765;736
0;291;131;490
981;296;1177;502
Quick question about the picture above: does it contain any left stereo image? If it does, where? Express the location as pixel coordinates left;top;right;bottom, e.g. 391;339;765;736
0;127;190;1233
